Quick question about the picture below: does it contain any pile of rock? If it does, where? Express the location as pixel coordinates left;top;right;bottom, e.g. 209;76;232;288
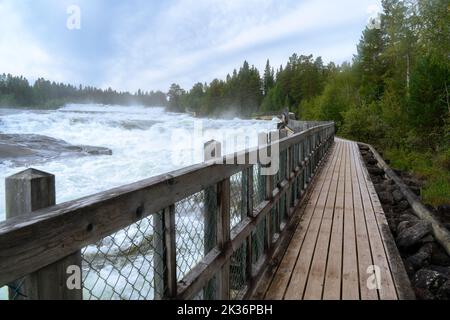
359;144;450;300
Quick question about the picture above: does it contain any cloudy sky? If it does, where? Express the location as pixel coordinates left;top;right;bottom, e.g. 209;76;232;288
0;0;381;92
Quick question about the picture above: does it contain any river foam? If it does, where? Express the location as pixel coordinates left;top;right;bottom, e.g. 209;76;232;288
0;104;277;221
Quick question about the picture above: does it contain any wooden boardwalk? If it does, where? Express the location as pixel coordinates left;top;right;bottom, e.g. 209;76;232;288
256;138;413;300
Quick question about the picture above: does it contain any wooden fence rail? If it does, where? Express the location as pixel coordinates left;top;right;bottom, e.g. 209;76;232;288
0;122;335;300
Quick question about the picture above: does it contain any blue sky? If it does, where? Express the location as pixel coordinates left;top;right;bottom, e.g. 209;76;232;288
0;0;381;92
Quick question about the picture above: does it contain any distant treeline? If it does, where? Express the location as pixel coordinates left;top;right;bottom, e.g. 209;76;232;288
166;56;333;118
0;74;167;108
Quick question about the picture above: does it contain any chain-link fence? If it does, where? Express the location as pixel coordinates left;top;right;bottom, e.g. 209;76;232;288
230;242;248;300
230;172;246;230
1;124;334;301
81;214;163;300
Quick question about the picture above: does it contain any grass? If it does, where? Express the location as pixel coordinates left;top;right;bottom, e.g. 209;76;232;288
385;148;450;207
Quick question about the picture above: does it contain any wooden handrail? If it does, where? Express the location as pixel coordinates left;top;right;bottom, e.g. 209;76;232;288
0;122;335;299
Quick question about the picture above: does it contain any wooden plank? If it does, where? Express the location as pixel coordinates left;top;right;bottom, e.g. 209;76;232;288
322;140;346;300
178;135;337;300
283;140;344;299
348;141;378;300
350;142;397;300
303;140;343;300
358;145;414;299
264;142;341;299
341;141;360;300
248;137;334;299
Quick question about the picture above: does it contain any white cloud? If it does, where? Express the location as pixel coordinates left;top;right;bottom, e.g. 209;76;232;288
0;0;381;91
0;1;69;82
103;0;380;92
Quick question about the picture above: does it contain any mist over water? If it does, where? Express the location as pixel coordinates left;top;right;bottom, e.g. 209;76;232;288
0;104;277;222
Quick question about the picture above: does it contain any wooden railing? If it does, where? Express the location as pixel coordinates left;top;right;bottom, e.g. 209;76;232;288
0;122;335;300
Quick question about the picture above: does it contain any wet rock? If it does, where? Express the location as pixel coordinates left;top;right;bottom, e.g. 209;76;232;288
397;221;432;249
0;133;112;166
424;204;438;214
371;176;383;184
379;191;394;205
428;265;450;279
436;281;450;300
374;183;386;194
420;235;435;244
397;220;416;234
431;244;450;266
396;200;410;211
368;167;385;176
403;260;416;278
393;190;405;202
413;269;448;296
399;213;419;223
359;145;370;151
438;205;450;218
410;186;421;197
407;244;433;270
386;179;396;186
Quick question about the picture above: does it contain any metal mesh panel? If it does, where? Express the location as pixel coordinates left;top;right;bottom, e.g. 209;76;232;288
2;279;26;300
252;165;265;207
175;189;216;280
81;215;161;300
252;219;266;265
280;194;287;223
230;242;248;300
230;172;246;229
192;275;218;300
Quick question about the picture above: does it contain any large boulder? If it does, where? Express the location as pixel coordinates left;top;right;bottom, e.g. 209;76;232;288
436;281;450;300
0;133;112;166
438;205;450;218
406;244;433;271
393;189;405;202
413;269;448;299
397;221;432;249
379;191;394;205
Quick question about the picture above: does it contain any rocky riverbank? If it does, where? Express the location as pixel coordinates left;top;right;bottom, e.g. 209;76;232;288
0;133;112;166
359;144;450;300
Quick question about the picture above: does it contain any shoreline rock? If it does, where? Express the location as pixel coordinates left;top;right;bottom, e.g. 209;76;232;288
0;133;112;166
358;143;450;300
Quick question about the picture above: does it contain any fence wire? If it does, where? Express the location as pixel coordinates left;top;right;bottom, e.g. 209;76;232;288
230;242;248;300
252;164;265;207
81;214;161;300
230;171;245;229
175;189;216;280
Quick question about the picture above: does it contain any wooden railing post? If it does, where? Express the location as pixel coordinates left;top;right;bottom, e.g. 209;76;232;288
265;131;278;248
153;205;176;299
280;129;292;219
204;140;224;299
216;178;231;300
5;169;82;300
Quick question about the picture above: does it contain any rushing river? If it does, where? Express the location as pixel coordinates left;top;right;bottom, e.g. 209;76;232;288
0;104;277;221
0;104;277;300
